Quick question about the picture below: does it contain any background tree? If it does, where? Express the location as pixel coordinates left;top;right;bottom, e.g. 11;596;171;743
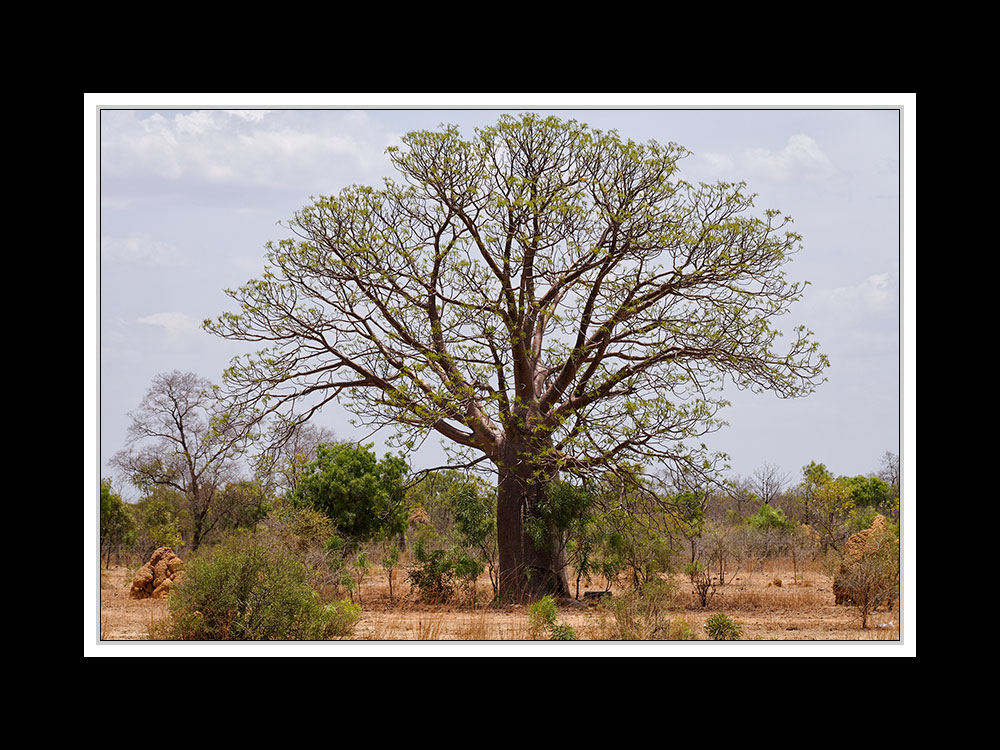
112;371;247;552
129;487;187;558
255;421;338;500
878;450;900;490
796;462;855;552
718;474;757;522
207;113;827;601
448;475;500;597
751;462;789;506
211;479;272;536
100;478;135;566
290;442;409;550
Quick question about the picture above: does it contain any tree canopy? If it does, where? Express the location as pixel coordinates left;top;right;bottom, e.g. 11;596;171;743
206;113;828;599
290;442;409;547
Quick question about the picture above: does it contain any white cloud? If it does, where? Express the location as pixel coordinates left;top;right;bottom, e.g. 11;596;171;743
823;273;893;313
101;235;184;266
692;151;736;179
742;134;836;181
136;312;204;345
803;273;896;334
101;109;398;190
224;110;271;123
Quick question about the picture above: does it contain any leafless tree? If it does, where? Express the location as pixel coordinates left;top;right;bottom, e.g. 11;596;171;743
752;461;789;506
722;474;758;520
878;451;900;488
112;370;246;551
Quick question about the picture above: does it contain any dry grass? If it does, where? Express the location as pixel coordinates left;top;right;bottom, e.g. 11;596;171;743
96;554;902;645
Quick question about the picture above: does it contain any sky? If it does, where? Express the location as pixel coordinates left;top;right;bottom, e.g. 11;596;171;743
87;94;914;502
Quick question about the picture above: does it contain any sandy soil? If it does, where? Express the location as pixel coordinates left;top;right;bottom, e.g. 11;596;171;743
96;558;901;646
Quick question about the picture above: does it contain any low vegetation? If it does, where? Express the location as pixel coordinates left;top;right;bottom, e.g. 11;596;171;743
101;439;900;642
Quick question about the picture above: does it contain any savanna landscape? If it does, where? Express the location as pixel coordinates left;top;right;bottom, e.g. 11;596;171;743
100;551;900;644
93;110;907;652
98;444;902;646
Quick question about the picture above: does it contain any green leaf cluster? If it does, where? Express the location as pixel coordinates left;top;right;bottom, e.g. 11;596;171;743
290;442;409;547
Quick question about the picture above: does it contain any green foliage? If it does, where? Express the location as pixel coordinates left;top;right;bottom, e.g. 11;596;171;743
548;623;578;641
351;548;370;604
406;540;482;603
405;470;499;597
801;461;834;488
447;477;498;596
796;463;856;551
449;547;485;590
205;112;829;603
567;476;684;596
322;598;364;639
841;475;891;510
259;504;353;596
671;618;698;641
449;480;497;555
158;532;360;640
407;546;454;603
746;503;795;532
527;595;577;640
291;442;409;547
130;488;187;557
704;613;743;641
599;519;675;590
527;595;560;638
525;480;593;552
100;478;136;564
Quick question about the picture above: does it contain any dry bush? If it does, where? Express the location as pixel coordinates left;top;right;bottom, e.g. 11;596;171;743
833;515;899;628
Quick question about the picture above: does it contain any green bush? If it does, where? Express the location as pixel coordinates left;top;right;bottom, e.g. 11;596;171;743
406;540;485;604
548;623;578;641
157;533;360;640
100;478;136;565
704;613;743;641
527;595;560;638
290;442;409;548
746;503;794;532
407;543;458;603
527;595;577;640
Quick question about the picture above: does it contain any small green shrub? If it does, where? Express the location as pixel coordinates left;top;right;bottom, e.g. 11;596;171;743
407;543;458;603
527;595;560;638
668;617;698;641
407;541;486;604
704;613;743;641
527;595;577;640
548;623;578;641
746;503;794;532
322;598;363;638
157;533;360;640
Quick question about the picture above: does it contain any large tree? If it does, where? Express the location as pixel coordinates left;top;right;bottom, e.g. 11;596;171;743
206;113;827;601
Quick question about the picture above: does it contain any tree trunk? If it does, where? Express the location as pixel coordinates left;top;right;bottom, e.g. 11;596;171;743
495;438;570;603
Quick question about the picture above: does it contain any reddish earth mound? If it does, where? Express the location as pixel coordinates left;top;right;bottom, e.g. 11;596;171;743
130;547;183;599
